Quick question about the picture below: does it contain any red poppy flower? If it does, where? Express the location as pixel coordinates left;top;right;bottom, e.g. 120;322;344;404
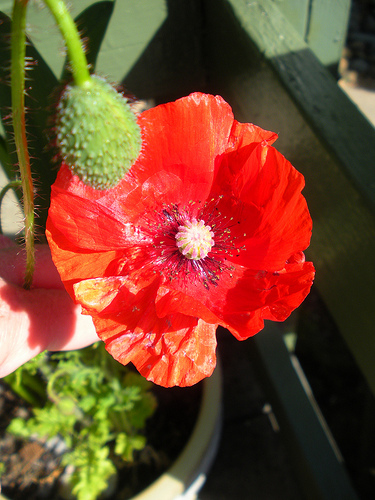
46;92;315;387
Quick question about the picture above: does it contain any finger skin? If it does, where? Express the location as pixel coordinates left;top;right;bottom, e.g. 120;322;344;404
0;237;99;377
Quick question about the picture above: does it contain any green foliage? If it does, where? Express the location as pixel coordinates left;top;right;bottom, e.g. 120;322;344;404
6;342;157;500
115;432;146;461
63;445;116;500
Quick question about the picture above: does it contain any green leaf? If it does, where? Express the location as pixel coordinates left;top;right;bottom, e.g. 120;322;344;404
30;405;77;439
57;397;77;415
79;394;96;412
7;417;33;439
63;444;116;500
115;432;146;461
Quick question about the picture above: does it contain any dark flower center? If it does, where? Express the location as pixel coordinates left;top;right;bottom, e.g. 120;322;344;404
145;199;240;289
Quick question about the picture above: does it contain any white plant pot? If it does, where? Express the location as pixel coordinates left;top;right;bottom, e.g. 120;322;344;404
130;359;222;500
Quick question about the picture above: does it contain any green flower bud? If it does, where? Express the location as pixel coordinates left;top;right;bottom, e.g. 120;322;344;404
55;75;141;190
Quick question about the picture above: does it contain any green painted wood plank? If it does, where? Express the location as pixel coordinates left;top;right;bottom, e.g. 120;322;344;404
272;0;310;39
96;0;167;83
121;0;205;100
306;0;351;67
271;0;351;67
250;324;360;500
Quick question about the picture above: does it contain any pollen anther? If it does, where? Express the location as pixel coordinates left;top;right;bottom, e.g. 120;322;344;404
175;218;214;260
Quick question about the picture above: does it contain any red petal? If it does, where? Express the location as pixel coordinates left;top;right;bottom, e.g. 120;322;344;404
50;162;138;204
73;276;128;313
220;143;312;270
73;276;217;387
155;286;221;324
228;120;278;150
221;260;315;340
47;183;148;251
211;120;277;192
46;228;119;296
156;257;314;340
130;93;236;205
105;318;217;387
129;95;278;214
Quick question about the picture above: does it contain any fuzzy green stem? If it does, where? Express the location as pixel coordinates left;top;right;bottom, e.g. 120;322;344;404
11;0;34;289
43;0;91;88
